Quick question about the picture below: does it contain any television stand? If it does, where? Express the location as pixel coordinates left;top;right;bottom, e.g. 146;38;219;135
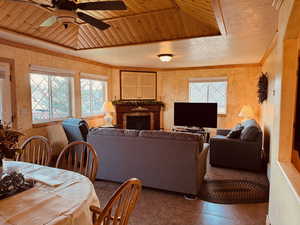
172;126;210;143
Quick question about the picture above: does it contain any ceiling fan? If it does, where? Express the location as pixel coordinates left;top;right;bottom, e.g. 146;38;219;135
8;0;127;30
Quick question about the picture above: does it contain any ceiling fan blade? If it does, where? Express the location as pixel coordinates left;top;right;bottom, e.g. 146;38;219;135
40;16;57;27
52;0;77;10
77;1;127;10
77;12;110;30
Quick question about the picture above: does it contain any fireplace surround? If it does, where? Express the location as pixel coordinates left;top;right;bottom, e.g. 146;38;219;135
114;102;162;130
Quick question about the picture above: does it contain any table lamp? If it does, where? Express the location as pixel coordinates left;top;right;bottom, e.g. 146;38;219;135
101;101;115;126
238;105;254;121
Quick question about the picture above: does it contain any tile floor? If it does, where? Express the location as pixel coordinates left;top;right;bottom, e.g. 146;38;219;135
94;180;268;225
93;159;269;225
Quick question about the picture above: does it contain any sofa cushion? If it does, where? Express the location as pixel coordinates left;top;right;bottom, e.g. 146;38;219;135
139;130;203;142
227;124;244;139
240;120;260;141
89;128;139;137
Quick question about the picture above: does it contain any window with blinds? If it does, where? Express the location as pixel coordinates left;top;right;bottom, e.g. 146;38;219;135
189;79;228;114
30;66;74;123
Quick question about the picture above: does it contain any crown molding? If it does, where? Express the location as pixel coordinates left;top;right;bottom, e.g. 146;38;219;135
0;38;112;68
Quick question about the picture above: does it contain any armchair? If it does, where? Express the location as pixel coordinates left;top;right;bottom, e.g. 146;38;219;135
209;120;263;172
62;118;89;142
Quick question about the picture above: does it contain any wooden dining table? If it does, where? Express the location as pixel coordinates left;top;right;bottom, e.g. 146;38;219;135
0;161;100;225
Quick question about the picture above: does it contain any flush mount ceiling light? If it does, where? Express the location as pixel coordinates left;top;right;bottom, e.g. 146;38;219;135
158;54;173;62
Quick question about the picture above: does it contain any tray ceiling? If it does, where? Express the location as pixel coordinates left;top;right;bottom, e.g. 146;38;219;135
0;0;220;50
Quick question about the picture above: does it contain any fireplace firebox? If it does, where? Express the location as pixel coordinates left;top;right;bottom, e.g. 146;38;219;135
126;115;151;130
115;103;162;130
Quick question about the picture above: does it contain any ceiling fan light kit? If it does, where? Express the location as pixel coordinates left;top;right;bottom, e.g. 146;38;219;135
10;0;127;30
158;54;174;62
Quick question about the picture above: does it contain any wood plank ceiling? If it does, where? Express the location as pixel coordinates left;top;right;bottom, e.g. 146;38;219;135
0;0;220;50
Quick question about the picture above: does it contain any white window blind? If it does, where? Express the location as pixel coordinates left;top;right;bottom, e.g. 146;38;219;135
80;77;107;117
30;66;74;123
189;78;228;114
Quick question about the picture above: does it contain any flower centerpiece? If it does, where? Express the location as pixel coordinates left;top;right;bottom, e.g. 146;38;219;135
0;120;23;173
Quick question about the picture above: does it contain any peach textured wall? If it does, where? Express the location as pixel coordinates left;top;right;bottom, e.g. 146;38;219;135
0;43;112;130
158;67;261;129
111;67;261;129
0;43;112;155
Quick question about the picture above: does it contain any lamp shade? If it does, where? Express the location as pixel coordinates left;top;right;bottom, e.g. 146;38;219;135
101;101;115;113
238;105;254;119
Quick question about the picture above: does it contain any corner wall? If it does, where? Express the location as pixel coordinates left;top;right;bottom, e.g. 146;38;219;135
260;0;300;224
112;66;261;130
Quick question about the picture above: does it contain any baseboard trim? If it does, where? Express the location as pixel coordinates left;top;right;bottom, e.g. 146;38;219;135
266;214;271;225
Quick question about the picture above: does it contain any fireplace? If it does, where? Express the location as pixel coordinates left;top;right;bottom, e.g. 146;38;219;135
126;114;151;130
115;102;162;130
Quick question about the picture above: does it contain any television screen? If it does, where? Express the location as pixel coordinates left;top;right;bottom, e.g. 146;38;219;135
174;102;217;128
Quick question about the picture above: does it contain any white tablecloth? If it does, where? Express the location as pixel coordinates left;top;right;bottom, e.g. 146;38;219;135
0;161;100;225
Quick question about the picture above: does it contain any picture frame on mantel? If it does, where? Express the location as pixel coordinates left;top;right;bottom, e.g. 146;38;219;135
120;70;157;100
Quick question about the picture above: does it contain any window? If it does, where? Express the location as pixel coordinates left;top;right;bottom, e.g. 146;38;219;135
30;72;73;123
0;63;12;123
189;79;228;114
0;71;4;121
80;78;107;117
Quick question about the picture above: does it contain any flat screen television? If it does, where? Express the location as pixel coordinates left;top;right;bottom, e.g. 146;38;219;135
174;102;217;128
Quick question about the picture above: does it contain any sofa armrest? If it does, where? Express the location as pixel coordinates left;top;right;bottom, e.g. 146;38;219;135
210;136;259;150
196;143;209;193
216;129;231;136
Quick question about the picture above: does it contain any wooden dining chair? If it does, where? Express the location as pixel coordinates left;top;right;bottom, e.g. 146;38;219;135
90;178;142;225
18;136;52;166
55;141;99;182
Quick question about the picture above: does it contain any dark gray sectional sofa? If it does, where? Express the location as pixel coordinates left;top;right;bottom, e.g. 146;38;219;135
209;119;264;172
88;128;209;195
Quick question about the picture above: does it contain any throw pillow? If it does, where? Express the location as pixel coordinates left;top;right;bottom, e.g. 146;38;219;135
227;124;244;139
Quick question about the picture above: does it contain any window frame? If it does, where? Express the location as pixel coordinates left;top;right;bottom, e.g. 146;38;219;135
29;66;75;124
80;73;108;118
188;77;228;115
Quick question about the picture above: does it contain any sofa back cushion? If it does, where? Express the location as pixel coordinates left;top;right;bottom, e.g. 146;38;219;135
139;130;203;142
240;120;261;141
89;128;139;137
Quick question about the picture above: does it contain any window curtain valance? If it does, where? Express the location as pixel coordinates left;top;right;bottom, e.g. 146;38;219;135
80;72;108;81
30;65;75;77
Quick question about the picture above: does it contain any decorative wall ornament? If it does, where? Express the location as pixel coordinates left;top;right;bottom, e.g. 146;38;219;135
257;73;268;104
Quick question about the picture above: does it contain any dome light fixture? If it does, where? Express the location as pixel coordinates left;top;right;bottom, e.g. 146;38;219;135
158;54;173;62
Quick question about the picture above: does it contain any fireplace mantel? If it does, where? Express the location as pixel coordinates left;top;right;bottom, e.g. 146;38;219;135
115;102;162;130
